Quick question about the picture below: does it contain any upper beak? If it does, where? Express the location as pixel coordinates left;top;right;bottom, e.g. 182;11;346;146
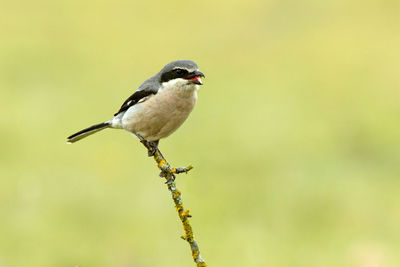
193;70;205;78
186;70;205;85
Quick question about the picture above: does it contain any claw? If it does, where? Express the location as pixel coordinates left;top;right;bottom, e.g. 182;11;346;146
144;141;158;157
147;147;156;157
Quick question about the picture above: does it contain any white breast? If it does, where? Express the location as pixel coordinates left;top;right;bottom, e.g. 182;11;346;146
121;79;198;141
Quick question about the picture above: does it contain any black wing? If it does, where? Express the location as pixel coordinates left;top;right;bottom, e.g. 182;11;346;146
114;74;161;116
114;90;155;116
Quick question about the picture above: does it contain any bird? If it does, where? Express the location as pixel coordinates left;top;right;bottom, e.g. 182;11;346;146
67;60;204;155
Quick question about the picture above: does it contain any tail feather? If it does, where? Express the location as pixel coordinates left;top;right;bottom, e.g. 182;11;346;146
67;122;111;143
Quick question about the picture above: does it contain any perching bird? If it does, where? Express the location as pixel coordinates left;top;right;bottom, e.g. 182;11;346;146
67;60;204;154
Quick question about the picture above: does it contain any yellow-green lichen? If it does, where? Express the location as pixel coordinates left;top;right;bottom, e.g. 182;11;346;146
141;142;206;266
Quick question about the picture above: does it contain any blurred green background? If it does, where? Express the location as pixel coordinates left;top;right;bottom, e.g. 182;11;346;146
1;0;399;266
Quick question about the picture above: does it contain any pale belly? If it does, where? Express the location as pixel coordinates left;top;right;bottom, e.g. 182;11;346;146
121;88;197;141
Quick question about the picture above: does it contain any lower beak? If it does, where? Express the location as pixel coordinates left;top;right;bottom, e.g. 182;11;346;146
186;71;205;85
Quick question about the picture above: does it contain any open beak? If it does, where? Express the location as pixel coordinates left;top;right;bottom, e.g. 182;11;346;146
185;70;205;85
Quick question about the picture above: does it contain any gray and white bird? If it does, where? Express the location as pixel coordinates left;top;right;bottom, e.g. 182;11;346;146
67;60;204;152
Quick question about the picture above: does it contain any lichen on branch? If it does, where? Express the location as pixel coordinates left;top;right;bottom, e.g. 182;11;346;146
140;141;207;267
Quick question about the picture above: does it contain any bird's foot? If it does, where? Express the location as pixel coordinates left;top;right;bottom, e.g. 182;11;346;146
146;141;158;157
138;138;158;157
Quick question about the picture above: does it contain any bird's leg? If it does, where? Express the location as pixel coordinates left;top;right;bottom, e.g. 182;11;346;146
147;140;159;157
135;134;159;157
135;133;193;181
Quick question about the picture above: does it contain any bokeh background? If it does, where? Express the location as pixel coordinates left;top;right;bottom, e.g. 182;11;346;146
1;0;399;266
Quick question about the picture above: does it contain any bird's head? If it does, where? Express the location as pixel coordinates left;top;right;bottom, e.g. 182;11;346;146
159;60;205;90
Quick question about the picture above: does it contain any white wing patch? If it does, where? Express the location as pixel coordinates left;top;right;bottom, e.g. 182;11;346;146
138;95;152;103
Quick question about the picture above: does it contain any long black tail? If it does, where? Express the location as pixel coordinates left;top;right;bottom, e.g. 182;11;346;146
67;122;111;143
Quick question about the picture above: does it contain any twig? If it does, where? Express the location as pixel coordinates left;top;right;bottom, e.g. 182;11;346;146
140;141;207;266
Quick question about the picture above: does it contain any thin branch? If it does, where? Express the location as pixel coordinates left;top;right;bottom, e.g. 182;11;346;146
140;141;207;266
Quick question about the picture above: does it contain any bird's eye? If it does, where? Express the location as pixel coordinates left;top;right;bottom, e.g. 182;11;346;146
174;69;187;76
